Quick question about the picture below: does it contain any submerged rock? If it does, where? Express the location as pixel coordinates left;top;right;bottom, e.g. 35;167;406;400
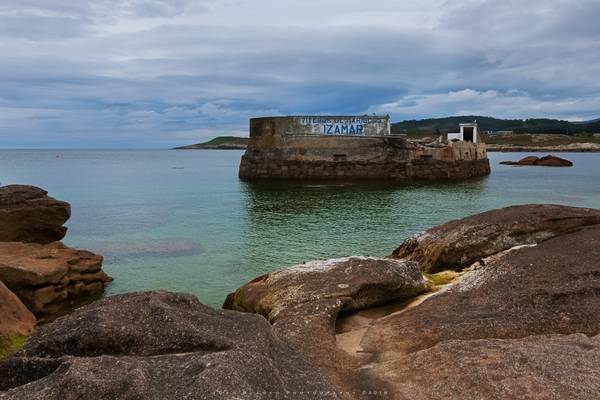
0;185;70;244
0;242;111;316
392;204;600;273
499;154;573;166
224;256;426;378
0;291;340;399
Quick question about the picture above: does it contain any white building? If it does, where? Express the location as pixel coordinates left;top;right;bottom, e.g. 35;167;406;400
448;121;480;143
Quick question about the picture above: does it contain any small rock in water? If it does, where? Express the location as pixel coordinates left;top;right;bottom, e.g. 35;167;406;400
499;154;573;166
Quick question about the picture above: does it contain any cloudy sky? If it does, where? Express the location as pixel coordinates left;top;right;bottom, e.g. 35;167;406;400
1;0;599;148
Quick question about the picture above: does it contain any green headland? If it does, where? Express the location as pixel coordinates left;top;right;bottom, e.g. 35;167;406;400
173;136;248;150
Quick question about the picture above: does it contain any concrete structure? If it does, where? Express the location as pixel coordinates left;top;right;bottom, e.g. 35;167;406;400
447;121;482;143
239;116;490;181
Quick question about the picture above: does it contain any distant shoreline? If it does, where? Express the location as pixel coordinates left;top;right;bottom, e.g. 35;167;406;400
174;145;247;150
172;135;600;153
486;143;600;152
173;136;248;150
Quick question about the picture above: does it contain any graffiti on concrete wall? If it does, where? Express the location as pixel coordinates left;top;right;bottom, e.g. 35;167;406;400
292;116;390;136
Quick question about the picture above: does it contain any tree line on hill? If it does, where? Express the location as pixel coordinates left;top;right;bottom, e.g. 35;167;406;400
391;116;600;135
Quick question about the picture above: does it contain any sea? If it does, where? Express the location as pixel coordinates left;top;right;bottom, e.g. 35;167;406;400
1;150;599;307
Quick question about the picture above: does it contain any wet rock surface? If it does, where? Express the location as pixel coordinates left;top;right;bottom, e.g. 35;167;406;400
391;204;600;273
0;185;70;244
499;154;573;166
0;291;340;399
224;256;427;393
0;241;110;316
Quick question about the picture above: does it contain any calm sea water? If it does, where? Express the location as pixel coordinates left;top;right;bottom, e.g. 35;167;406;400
1;150;599;306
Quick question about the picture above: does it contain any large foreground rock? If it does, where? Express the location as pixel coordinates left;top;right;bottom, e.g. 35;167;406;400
0;291;340;399
0;242;110;316
368;334;600;399
351;221;600;399
0;281;35;356
366;224;600;356
221;205;600;399
0;185;70;244
224;256;426;389
392;204;600;273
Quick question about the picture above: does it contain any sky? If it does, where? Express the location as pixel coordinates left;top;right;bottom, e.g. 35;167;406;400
1;0;600;148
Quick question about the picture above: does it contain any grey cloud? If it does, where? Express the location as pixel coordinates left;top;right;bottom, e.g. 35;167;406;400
0;14;86;40
0;0;598;147
2;0;198;19
131;0;200;18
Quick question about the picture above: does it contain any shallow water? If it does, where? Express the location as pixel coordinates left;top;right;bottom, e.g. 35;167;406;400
1;150;598;306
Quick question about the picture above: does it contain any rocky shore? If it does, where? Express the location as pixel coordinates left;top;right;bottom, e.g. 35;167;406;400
0;185;111;355
487;142;600;152
2;198;600;399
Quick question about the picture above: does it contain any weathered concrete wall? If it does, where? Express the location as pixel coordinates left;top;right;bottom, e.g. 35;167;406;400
240;116;490;181
250;116;390;139
239;157;490;181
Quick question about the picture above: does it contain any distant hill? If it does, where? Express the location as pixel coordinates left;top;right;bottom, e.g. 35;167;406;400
174;136;248;150
173;117;600;149
583;118;600;123
392;116;600;136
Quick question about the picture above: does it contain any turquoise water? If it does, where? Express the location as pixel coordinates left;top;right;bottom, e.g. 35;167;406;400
1;150;599;306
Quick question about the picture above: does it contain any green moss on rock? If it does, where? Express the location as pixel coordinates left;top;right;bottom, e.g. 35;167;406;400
0;334;27;360
425;270;460;288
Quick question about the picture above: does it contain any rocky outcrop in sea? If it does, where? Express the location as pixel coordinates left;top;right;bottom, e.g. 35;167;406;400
0;241;110;316
499;154;573;166
0;185;111;349
0;185;70;244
